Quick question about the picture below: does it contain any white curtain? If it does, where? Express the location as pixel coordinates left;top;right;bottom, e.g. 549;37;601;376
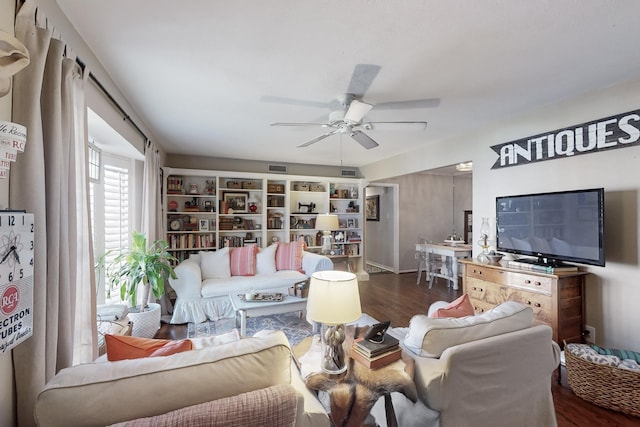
141;140;172;312
141;140;162;244
11;2;96;425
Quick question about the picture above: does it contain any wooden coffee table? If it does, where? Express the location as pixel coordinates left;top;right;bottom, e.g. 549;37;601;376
229;292;308;336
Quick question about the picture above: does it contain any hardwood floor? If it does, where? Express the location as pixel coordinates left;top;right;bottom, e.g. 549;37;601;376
157;271;639;426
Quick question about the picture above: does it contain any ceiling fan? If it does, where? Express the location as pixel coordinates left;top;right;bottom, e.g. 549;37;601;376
266;64;439;150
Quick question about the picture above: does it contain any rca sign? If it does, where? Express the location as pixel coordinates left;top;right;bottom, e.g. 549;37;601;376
0;280;33;353
1;285;19;315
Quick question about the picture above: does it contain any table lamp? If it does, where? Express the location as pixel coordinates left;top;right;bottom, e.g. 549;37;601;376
307;270;362;374
315;213;339;255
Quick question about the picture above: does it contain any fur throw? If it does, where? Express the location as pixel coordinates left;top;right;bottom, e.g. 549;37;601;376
306;354;417;427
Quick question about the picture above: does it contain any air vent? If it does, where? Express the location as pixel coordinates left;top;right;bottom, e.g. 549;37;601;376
268;164;287;174
341;169;357;177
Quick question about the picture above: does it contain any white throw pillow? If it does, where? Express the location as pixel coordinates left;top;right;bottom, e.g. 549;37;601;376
256;244;277;275
404;300;533;358
200;247;231;280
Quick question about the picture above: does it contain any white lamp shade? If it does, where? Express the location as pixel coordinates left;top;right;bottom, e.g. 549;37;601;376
315;213;339;231
307;270;362;324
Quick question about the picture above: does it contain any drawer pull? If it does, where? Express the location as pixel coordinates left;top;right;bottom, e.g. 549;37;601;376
534;303;541;308
535;282;542;286
526;300;532;305
524;280;531;284
472;286;477;291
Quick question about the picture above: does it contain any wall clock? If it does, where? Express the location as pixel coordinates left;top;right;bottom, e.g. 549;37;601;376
0;212;35;354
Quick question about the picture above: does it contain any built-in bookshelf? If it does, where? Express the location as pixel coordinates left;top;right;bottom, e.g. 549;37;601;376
163;168;366;276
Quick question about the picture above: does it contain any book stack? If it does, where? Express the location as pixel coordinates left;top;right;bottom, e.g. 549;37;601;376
351;334;401;369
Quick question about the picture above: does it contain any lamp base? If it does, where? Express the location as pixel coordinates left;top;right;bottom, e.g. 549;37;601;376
320;323;347;374
321;233;333;255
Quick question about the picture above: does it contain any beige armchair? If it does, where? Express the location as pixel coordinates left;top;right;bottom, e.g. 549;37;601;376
371;301;561;427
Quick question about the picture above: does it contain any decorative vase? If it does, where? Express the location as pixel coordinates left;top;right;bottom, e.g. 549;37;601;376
477;217;490;262
128;303;161;338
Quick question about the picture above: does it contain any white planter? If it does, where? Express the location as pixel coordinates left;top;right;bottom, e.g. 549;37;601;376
128;303;161;338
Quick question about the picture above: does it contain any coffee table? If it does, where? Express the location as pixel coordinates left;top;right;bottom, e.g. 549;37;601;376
229;292;308;336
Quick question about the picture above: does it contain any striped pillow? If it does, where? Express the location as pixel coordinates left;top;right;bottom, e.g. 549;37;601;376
590;344;640;363
275;241;304;272
230;245;258;276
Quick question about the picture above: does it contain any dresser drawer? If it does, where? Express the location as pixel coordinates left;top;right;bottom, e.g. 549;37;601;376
465;277;552;324
465;265;552;295
468;297;494;314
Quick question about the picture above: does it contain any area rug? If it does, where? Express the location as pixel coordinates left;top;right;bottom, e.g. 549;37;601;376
187;313;314;346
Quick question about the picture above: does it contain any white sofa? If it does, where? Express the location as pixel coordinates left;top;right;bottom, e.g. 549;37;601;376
169;244;333;324
371;301;561;427
34;331;330;427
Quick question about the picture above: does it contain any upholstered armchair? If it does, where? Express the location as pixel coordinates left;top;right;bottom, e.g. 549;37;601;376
370;301;561;427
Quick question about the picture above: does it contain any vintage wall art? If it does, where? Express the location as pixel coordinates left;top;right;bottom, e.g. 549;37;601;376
366;195;380;221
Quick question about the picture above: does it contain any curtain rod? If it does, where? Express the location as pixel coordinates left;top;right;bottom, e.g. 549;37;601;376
75;57;149;145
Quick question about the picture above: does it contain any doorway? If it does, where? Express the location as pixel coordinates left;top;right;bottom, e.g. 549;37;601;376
364;183;399;273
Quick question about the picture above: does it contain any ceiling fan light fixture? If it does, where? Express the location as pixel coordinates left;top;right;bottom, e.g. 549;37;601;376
456;162;473;172
344;99;373;123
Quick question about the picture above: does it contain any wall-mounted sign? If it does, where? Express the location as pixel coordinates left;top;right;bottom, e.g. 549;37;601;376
491;109;640;169
0;121;26;178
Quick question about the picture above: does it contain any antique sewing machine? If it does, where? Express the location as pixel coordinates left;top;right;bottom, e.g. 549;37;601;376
297;202;316;213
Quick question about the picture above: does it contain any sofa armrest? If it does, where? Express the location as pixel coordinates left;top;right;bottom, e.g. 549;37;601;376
302;251;333;275
169;258;203;299
290;360;332;427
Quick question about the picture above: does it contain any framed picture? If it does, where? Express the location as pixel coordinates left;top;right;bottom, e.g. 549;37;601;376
366;195;380;221
203;200;213;211
223;192;248;212
198;219;209;231
347;218;356;228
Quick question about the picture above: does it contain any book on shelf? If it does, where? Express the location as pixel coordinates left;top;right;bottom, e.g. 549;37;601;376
350;345;402;369
507;259;578;273
353;335;400;358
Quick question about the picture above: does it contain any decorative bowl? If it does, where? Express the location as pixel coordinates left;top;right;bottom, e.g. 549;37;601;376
486;253;504;264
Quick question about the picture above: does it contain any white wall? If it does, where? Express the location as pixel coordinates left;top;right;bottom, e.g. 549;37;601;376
1;1;16;425
362;76;640;352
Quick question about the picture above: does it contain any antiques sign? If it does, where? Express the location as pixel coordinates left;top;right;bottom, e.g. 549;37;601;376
491;109;640;169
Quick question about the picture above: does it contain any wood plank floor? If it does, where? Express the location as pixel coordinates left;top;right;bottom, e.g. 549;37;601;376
157;271;639;426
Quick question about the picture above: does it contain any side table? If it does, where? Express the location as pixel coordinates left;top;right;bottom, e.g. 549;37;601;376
293;330;416;427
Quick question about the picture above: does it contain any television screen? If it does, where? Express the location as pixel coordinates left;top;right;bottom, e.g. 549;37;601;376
496;188;605;267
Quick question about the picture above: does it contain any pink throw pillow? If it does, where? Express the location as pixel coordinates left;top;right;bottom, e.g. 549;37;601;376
430;294;475;318
230;245;258;276
275;241;304;272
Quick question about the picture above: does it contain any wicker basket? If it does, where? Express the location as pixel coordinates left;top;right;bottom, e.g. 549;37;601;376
565;346;640;417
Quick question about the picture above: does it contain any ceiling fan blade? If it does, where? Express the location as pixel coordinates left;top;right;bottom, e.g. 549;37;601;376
344;100;373;123
363;121;428;131
261;95;331;109
270;122;329;127
373;98;441;109
346;64;381;97
350;131;379;150
297;129;341;148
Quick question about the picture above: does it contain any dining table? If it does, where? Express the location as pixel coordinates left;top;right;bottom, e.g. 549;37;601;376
415;243;473;290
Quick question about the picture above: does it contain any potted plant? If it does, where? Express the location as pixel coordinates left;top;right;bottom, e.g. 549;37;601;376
103;231;177;337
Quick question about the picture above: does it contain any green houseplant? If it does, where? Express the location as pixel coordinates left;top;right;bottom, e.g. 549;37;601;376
103;231;177;313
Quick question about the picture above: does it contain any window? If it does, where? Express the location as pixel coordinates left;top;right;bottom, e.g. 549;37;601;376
86;107;144;305
91;153;133;304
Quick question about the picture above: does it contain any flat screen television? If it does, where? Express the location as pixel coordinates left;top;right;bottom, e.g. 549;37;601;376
496;188;605;267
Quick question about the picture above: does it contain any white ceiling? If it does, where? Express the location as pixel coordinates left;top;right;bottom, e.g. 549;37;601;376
56;0;640;168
